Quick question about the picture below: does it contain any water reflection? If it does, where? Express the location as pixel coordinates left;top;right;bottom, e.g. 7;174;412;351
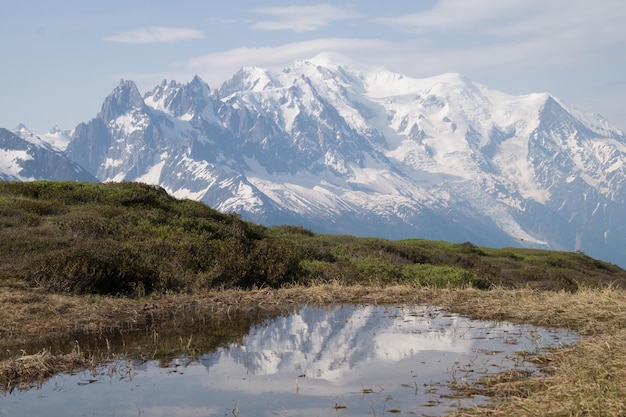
1;305;578;417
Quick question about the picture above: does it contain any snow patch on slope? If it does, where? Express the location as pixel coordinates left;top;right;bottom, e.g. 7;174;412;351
135;156;168;185
0;149;31;179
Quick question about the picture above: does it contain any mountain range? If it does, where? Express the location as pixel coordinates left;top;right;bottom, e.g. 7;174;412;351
3;52;626;267
0;125;94;182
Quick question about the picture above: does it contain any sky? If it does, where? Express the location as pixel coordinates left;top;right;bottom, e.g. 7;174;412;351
1;0;625;134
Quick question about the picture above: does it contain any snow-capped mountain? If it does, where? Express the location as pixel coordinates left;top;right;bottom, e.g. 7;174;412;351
7;52;626;267
0;126;95;182
37;125;72;151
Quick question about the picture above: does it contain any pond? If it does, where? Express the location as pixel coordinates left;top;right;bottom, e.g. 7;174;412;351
1;304;578;417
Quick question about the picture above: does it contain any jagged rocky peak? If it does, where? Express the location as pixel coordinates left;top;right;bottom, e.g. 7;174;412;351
13;124;48;148
15;123;30;132
537;95;625;140
145;79;182;103
24;53;626;267
534;95;582;135
189;74;209;90
98;79;146;122
0;127;97;182
537;94;620;135
48;125;63;134
144;75;214;120
0;127;25;145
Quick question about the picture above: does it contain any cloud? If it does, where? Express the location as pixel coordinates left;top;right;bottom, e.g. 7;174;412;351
370;0;626;75
250;3;360;32
375;0;626;46
375;0;537;32
184;38;390;83
116;38;392;90
103;26;204;44
112;0;626;132
114;35;558;92
207;17;237;27
109;1;626;92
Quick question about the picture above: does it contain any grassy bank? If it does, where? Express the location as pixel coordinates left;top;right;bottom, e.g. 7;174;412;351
2;180;625;295
1;181;626;414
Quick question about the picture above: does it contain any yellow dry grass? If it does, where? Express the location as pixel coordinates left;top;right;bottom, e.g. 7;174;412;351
0;347;92;393
429;287;626;417
1;282;626;415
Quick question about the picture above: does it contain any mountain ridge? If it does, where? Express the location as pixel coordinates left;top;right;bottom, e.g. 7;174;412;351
3;53;626;266
0;127;96;182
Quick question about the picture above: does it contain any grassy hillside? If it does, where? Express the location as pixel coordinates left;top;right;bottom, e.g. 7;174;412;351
1;180;625;296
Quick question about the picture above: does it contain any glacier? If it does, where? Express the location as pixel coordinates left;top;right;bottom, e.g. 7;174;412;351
4;52;626;267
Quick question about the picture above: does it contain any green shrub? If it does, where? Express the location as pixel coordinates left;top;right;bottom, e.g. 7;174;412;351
30;240;157;295
10;198;68;216
243;239;305;287
350;257;403;284
1;180;625;295
268;225;315;237
401;264;489;288
57;216;114;239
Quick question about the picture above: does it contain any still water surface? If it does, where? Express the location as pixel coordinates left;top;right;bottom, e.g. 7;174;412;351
1;304;578;417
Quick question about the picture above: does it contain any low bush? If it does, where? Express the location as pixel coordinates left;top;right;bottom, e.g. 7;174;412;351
401;264;487;288
31;240;157;295
1;181;625;296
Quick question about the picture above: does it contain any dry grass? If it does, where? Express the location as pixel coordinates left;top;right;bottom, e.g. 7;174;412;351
1;282;626;415
0;282;423;391
0;282;423;349
428;287;626;417
0;346;92;393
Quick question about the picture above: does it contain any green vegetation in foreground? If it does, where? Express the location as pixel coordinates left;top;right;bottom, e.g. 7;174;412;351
1;180;625;296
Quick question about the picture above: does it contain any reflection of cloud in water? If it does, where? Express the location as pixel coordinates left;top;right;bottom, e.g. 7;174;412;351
3;304;579;417
198;305;572;396
133;405;220;417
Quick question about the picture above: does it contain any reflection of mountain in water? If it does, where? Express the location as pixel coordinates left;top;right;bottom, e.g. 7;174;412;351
2;305;579;417
199;305;475;381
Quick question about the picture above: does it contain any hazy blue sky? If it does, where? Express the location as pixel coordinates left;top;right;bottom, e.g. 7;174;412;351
1;0;625;133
